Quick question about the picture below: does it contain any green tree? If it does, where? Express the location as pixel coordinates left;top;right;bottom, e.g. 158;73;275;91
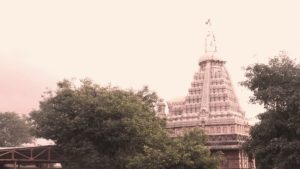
30;79;166;169
128;129;223;169
242;54;300;169
30;79;222;169
0;112;32;147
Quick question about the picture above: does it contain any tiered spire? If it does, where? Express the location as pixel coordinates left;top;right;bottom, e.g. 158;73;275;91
164;20;252;169
167;20;247;135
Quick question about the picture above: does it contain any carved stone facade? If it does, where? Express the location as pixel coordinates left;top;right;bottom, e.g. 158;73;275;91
157;21;255;169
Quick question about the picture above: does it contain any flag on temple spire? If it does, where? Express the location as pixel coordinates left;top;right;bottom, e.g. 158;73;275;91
205;18;211;25
205;19;217;53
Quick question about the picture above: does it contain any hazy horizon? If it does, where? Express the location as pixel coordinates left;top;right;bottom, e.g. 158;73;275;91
1;1;300;124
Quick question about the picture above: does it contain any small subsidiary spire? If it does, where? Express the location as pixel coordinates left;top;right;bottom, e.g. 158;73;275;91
204;19;217;53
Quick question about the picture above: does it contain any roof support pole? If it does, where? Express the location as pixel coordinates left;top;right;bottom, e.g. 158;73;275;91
13;161;16;169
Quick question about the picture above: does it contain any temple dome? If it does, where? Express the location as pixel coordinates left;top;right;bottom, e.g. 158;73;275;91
199;52;225;63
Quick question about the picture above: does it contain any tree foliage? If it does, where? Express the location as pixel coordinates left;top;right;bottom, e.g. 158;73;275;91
242;55;300;169
128;130;223;169
0;112;32;147
30;79;221;169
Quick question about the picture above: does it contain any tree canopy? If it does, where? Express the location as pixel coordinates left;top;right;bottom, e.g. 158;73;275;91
128;130;222;169
30;79;222;169
0;112;32;147
242;54;300;169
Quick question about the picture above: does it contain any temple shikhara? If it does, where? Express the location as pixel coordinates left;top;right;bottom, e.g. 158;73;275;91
157;20;255;169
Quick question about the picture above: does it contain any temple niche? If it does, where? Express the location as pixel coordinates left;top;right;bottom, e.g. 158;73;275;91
157;20;255;169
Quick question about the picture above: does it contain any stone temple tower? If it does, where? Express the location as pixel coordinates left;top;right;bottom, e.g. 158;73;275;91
162;20;254;169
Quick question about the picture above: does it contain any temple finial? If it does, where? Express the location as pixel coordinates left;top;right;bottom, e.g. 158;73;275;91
205;19;217;53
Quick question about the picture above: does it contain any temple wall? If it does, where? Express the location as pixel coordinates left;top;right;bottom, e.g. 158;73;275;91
212;149;254;169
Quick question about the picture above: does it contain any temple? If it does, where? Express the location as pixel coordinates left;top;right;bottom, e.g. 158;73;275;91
157;20;255;169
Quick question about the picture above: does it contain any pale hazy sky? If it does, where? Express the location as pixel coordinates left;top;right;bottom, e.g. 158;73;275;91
1;1;300;123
